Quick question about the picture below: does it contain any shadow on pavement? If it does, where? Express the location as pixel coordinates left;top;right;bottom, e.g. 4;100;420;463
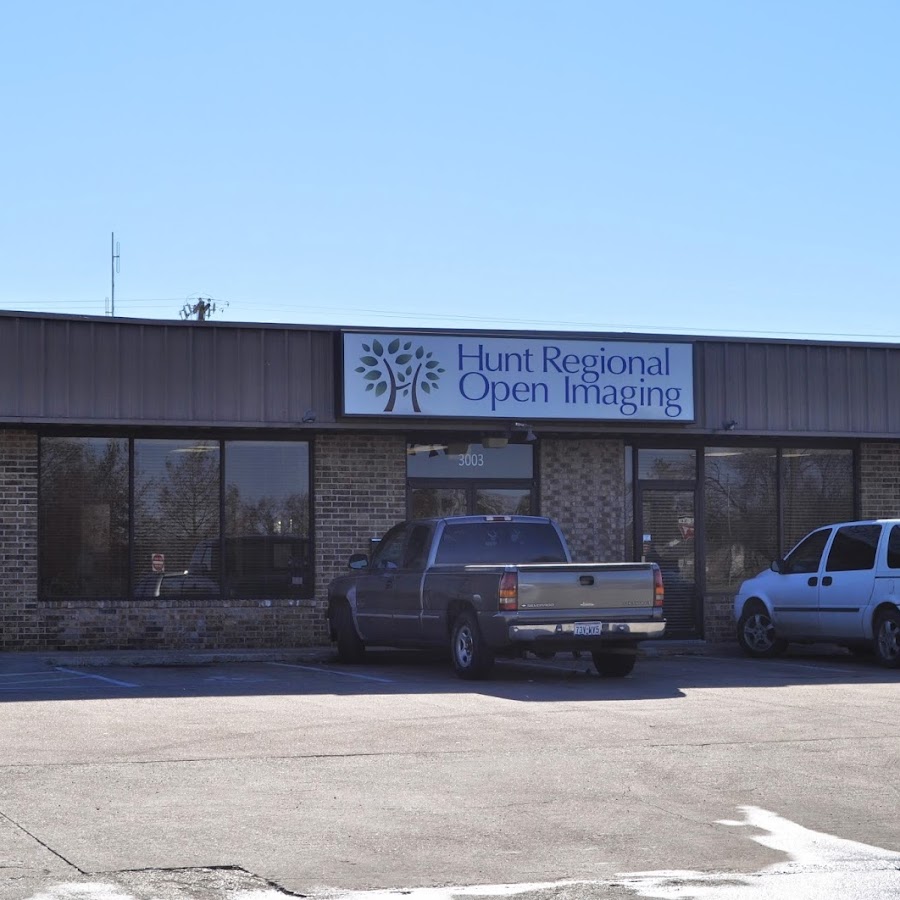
0;644;896;704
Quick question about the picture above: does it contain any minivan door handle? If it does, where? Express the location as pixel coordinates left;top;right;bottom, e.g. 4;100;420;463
822;576;833;587
579;575;595;586
808;577;818;587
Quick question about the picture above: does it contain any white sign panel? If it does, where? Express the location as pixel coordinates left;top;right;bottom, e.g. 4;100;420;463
342;333;694;422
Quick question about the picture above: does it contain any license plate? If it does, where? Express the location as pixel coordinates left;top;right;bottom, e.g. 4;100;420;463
574;623;603;636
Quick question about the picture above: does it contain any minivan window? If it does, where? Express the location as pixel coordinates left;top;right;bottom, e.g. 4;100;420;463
826;524;882;572
783;528;830;575
888;525;900;569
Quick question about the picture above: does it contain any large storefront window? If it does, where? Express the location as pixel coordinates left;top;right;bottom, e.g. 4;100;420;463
224;441;312;598
782;448;854;551
39;437;129;598
134;440;220;596
702;446;854;589
39;437;311;600
704;448;778;591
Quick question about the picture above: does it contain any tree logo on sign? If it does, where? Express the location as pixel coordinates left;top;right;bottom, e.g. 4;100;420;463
355;338;445;413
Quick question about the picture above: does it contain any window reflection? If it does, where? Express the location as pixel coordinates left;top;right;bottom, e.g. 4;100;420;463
224;441;311;598
704;448;777;591
133;440;220;592
39;437;129;598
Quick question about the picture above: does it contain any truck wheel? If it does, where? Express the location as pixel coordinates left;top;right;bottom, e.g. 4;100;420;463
450;611;495;680
591;650;637;677
334;602;366;664
874;608;900;668
737;602;787;658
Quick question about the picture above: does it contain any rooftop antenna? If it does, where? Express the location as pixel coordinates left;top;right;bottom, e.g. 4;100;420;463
110;232;120;316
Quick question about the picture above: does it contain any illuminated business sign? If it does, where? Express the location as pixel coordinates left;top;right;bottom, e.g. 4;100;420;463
342;333;694;422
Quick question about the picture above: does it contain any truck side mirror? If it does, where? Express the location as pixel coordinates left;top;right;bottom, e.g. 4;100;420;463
770;558;784;574
348;553;369;570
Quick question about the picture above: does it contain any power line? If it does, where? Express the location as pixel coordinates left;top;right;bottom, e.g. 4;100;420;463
4;297;900;343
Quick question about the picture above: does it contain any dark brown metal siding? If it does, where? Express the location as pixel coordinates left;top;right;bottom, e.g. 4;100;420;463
0;315;336;427
5;314;900;436
697;341;900;437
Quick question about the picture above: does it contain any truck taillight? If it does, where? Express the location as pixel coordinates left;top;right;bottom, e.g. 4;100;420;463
499;570;518;611
653;564;664;608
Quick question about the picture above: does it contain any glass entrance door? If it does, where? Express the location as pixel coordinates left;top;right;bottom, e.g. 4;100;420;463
639;487;699;637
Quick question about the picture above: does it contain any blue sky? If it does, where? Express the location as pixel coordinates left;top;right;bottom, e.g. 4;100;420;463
2;1;898;339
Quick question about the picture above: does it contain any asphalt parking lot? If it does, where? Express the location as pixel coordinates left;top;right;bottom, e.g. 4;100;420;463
2;647;899;900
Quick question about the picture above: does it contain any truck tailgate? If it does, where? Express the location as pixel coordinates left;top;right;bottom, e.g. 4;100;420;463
513;563;655;612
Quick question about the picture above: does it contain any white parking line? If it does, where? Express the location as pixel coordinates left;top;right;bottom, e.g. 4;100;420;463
687;655;861;675
267;662;396;683
0;671;79;678
54;666;139;687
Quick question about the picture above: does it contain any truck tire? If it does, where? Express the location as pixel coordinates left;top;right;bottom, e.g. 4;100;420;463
874;608;900;668
334;602;366;664
737;601;787;658
450;611;495;680
591;650;637;677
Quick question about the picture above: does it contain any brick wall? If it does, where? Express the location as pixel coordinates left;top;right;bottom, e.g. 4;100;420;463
703;593;735;643
314;432;408;600
860;443;900;518
539;439;625;562
0;430;38;651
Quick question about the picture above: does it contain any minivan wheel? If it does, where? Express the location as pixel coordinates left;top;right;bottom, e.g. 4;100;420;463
737;603;787;658
874;609;900;669
450;611;494;680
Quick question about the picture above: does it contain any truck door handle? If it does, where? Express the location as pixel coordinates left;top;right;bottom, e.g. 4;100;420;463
808;577;818;586
579;575;595;586
822;576;833;587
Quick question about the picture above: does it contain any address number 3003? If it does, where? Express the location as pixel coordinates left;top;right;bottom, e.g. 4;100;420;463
457;453;485;467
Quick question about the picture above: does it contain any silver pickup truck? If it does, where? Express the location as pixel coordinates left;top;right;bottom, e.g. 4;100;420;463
327;515;665;680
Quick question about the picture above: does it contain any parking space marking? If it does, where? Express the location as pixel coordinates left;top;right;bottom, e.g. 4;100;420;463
267;661;397;683
686;655;864;675
54;666;140;687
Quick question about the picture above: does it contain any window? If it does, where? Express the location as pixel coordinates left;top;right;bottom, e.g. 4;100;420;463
704;448;778;591
434;522;567;565
638;449;695;480
404;525;433;569
224;441;311;598
407;442;533;478
826;524;881;572
888;526;900;569
40;436;313;600
784;528;831;575
782;449;853;551
372;525;408;569
39;437;129;598
133;440;220;591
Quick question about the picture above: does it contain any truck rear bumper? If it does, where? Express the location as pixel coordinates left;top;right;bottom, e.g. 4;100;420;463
507;620;666;642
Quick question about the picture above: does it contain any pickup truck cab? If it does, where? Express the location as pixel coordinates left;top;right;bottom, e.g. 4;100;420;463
734;519;900;667
327;514;665;680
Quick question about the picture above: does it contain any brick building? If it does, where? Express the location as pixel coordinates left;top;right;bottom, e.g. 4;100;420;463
1;311;897;651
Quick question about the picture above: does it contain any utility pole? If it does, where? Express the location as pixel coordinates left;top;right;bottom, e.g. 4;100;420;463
110;232;120;316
